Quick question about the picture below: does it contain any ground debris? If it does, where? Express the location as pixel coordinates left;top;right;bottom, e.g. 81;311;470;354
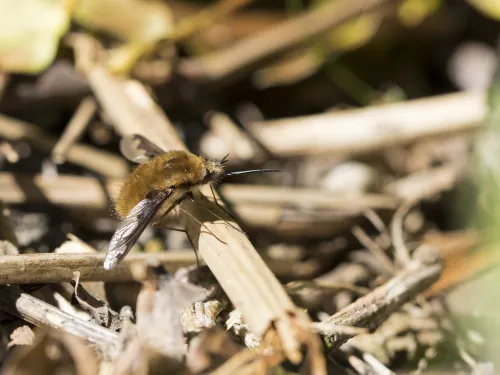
1;1;499;373
71;271;122;331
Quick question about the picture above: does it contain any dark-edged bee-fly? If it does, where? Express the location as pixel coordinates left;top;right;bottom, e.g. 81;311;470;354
104;134;280;270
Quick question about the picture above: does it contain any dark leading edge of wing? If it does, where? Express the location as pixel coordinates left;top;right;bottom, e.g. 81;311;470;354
104;189;172;270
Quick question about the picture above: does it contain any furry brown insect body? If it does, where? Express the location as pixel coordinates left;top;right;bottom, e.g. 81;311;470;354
104;134;280;271
115;150;225;218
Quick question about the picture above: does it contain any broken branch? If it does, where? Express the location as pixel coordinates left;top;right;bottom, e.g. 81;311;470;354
0;252;196;284
315;245;443;348
0;286;119;356
248;91;487;157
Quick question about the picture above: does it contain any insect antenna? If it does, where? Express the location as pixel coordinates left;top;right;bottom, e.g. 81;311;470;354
219;154;230;164
224;168;282;177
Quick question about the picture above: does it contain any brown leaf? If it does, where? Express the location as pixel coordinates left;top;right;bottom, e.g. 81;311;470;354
111;263;207;375
71;271;121;331
136;270;208;360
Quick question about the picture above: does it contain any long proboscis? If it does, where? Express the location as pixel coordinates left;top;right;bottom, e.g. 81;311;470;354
225;169;282;177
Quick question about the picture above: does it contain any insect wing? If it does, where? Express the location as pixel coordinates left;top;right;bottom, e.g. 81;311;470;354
120;134;165;164
104;190;172;270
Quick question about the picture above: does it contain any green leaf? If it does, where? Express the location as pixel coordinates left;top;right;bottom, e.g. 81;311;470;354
467;0;500;20
0;0;71;74
398;0;442;27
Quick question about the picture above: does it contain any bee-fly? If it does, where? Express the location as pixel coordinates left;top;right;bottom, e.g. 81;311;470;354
104;134;280;270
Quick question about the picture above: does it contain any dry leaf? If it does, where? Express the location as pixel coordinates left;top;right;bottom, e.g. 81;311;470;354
0;0;72;73
112;264;206;375
136;269;208;360
71;271;122;331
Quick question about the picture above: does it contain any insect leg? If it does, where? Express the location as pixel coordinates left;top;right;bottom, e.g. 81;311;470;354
209;184;239;222
152;201;180;227
185;230;200;268
159;225;188;233
153;220;201;267
177;204;228;245
187;192;247;236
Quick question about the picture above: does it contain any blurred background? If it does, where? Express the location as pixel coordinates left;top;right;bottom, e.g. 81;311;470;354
1;0;500;374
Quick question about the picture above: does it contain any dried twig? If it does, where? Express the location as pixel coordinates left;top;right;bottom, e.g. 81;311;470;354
86;67;324;369
383;165;461;202
0;113;128;178
52;96;97;164
0;252;196;284
352;226;395;274
220;184;397;210
391;202;413;266
247;91;487;157
179;0;394;83
0;286;119;356
315;246;443;347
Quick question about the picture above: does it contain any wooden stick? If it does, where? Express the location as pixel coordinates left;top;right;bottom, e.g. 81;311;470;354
383;165;461;202
179;0;394;83
315;245;443;347
0;252;196;284
0;113;128;178
86;67;323;368
247;91;487;157
220;184;397;210
0;286;119;356
52;96;97;164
